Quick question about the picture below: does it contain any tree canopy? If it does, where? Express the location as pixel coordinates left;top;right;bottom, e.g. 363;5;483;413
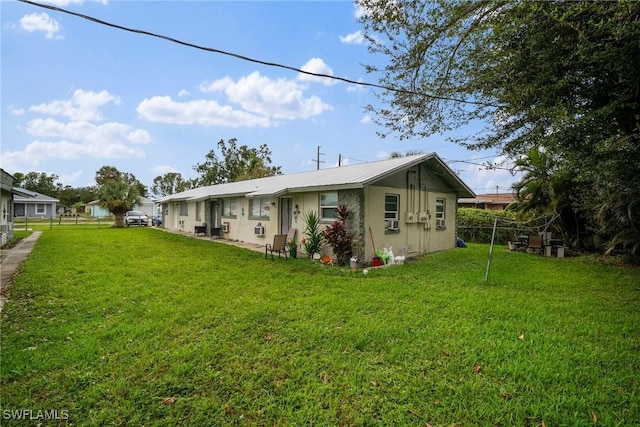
193;138;281;186
95;166;141;228
150;172;195;199
359;0;640;259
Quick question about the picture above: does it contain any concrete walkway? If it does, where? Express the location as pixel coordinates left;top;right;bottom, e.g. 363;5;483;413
0;231;42;312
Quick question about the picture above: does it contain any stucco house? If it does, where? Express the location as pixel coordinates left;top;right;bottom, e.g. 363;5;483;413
1;169;36;245
13;191;60;219
156;154;475;261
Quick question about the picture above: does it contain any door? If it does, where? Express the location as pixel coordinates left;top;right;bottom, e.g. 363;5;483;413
280;198;292;235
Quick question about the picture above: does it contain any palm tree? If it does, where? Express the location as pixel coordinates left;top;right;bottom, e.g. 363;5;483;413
99;181;139;228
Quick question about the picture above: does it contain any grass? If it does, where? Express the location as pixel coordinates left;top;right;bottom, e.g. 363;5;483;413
1;228;638;426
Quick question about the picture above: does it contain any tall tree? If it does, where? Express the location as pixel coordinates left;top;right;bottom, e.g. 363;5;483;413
95;166;140;228
13;171;59;196
95;166;148;197
359;0;640;259
193;138;281;186
151;172;194;198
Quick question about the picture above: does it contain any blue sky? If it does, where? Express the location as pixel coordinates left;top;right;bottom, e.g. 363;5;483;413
2;0;519;195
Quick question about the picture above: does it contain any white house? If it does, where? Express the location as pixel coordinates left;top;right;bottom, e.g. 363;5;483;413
0;169;36;245
156;154;475;261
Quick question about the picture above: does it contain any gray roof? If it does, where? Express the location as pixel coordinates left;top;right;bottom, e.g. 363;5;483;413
156;153;475;203
13;190;60;203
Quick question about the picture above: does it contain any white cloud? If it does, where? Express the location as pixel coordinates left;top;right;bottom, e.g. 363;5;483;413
8;105;25;115
347;78;367;92
168;71;332;125
225;71;332;118
6;118;148;170
20;13;62;40
29;89;121;121
455;154;521;193
137;96;272;128
340;30;365;45
1;137;144;171
58;170;84;185
177;89;190;97
298;58;337;86
26;118;150;145
360;115;372;124
151;165;179;175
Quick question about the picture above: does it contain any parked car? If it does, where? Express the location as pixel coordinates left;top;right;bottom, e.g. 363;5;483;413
152;215;162;226
124;211;148;227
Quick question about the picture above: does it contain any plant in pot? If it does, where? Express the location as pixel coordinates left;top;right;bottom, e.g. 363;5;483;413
302;211;323;259
322;204;354;266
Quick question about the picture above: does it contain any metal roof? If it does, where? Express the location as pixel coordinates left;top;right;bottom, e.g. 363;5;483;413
13;190;60;202
156;153;475;203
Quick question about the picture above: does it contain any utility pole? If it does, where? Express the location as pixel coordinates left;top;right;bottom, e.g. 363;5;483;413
313;145;325;170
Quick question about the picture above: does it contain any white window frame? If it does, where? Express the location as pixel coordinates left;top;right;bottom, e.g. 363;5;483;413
250;199;271;219
223;198;237;217
35;203;46;215
179;201;188;216
435;198;446;229
384;194;400;231
320;192;338;220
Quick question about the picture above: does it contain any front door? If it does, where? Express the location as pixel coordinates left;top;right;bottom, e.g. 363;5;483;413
209;200;219;230
280;198;292;235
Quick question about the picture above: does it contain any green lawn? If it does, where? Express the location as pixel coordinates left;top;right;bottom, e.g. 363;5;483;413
1;228;638;426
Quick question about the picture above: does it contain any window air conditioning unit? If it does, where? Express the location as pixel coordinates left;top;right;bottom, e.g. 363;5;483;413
254;223;265;236
386;220;400;231
222;222;229;233
436;218;446;229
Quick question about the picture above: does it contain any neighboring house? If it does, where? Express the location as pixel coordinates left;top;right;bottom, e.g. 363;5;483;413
87;200;111;218
458;193;516;210
13;191;60;219
0;169;37;245
157;154;475;261
137;196;158;218
87;196;158;218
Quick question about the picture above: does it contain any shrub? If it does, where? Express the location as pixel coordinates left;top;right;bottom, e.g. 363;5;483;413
322;205;353;266
301;211;323;258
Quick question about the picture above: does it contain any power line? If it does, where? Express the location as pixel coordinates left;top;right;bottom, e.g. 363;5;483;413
18;0;497;107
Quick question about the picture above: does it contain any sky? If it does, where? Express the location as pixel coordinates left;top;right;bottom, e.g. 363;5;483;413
1;0;519;196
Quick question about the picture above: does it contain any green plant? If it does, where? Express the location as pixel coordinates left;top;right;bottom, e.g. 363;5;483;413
321;204;353;266
301;211;323;258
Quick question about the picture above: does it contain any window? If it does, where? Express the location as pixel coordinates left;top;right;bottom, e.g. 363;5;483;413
384;194;400;230
179;201;188;216
320;192;338;220
384;194;399;220
195;202;201;222
36;204;46;215
435;198;446;229
223;198;237;217
250;199;271;219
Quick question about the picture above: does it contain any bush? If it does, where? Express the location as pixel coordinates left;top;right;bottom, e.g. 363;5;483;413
321;205;354;266
457;208;523;244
